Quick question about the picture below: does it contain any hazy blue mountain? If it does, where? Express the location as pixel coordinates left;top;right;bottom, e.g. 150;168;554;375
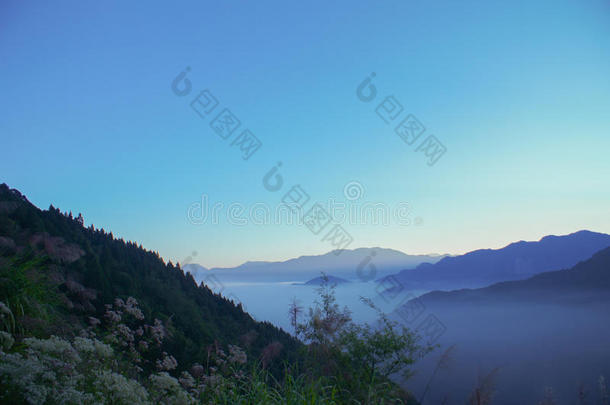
189;248;446;285
303;275;350;286
399;247;610;404
380;230;610;291
416;245;610;306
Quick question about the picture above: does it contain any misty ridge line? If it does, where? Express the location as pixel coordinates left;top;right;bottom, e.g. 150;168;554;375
181;230;606;274
180;229;610;351
181;247;447;275
180;246;447;329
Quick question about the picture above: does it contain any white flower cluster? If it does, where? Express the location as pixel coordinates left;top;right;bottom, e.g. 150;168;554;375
99;296;168;369
156;351;178;371
149;371;195;404
24;335;82;363
0;335;118;404
228;344;247;365
147;318;166;346
114;297;145;320
0;297;254;405
0;331;202;405
104;305;122;323
73;336;113;358
93;369;149;404
115;323;135;346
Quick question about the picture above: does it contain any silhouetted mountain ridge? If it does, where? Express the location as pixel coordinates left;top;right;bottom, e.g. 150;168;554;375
381;230;610;290
190;248;446;284
417;245;610;306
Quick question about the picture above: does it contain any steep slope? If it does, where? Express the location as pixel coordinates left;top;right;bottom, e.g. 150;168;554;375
0;183;299;372
381;230;610;290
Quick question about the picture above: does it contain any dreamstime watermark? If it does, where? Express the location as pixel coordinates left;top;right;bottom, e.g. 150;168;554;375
347;249;447;346
171;66;263;160
374;275;446;344
170;67;440;344
171;67;353;254
170;68;430;256
366;258;448;402
344;181;364;201
356;72;447;167
259;162;355;254
187;181;422;227
186;197;419;227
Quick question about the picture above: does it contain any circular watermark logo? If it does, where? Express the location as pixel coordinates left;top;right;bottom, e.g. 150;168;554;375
344;181;364;201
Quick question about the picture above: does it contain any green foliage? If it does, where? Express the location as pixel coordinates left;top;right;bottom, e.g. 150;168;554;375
292;274;431;404
0;255;61;337
0;296;412;404
340;300;433;381
0;183;300;374
0;185;430;404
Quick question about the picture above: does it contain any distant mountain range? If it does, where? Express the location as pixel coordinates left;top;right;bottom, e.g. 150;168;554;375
400;244;610;404
416;245;610;306
185;248;446;285
379;230;610;291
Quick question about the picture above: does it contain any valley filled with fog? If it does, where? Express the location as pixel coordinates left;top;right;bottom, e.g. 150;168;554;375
192;234;610;404
202;278;610;404
203;279;429;332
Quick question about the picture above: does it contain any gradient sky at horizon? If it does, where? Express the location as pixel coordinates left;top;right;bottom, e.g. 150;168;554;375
1;1;609;267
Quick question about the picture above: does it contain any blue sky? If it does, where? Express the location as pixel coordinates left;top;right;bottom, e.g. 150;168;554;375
1;0;609;267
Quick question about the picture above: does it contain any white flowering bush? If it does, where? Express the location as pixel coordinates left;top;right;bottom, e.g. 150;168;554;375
156;351;178;371
149;371;195;404
0;328;212;405
92;369;149;404
0;293;428;405
97;296;170;371
0;297;268;405
0;298;193;404
0;334;115;404
177;341;252;403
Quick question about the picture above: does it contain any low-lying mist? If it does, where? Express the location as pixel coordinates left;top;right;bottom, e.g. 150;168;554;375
404;299;610;404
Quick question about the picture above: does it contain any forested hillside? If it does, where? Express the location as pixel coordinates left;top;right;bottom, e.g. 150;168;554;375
0;183;299;371
0;183;427;404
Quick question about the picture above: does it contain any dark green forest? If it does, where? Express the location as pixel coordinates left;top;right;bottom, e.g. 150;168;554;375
0;183;300;372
